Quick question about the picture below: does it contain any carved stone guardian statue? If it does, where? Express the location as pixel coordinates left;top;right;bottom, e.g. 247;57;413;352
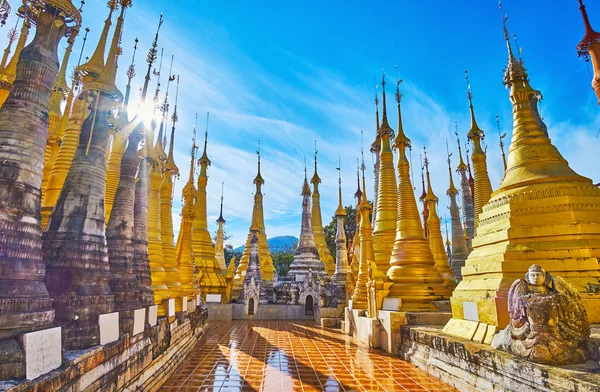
491;265;590;364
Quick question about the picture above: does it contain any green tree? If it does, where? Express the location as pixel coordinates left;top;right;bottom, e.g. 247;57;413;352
271;243;297;277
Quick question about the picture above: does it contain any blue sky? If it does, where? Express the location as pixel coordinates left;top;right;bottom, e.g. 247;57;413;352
4;0;599;246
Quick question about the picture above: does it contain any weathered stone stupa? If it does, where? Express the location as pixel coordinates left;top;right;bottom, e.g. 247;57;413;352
287;169;327;281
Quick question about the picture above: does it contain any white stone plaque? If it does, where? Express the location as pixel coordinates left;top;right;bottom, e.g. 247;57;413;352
348;300;353;311
295;275;306;282
148;305;158;327
382;297;402;311
196;294;201;306
99;312;119;345
23;327;62;380
133;308;145;336
167;298;176;317
205;294;222;303
182;296;188;312
463;302;479;322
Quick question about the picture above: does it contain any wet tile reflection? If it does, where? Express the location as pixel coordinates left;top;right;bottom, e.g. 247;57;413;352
159;320;456;392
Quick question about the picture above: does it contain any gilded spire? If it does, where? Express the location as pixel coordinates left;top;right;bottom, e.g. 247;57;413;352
198;112;211;177
378;72;394;138
423;147;437;204
124;37;138;108
302;157;311;196
0;17;30;87
55;32;77;96
392;80;411;157
419;153;429;237
335;157;346;217
311;141;321;187
464;71;493;227
354;158;363;201
217;182;225;223
496;115;507;173
0;16;20;70
311;141;334;275
86;0;129;101
446;140;458;195
465;71;485;154
164;75;179;173
254;140;264;190
360;136;368;204
455;122;467;171
424;147;456;290
141;14;163;102
372;71;399;274
184;114;198;195
369;92;381;153
78;0;117;79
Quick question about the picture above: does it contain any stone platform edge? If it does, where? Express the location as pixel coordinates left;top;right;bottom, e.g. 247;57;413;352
399;325;600;392
0;308;208;392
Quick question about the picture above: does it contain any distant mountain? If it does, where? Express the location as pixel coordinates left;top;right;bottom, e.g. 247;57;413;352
233;235;298;253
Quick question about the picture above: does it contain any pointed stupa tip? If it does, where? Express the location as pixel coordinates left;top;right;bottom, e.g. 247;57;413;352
359;153;371;210
577;0;600;55
335;159;346;217
446;140;458;195
370;91;381;152
123;37;138;107
186;117;198;185
253;140;264;186
377;71;395;138
85;0;128;101
311;142;321;185
165;75;180;173
423;148;438;203
354;158;363;200
464;71;484;142
419;154;427;201
54;33;77;94
198;112;211;167
499;3;529;88
455;121;468;171
302;158;312;196
78;1;117;78
393;78;410;149
141;13;163;102
217;182;226;223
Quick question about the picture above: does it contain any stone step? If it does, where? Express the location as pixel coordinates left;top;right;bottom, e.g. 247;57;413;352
321;317;341;328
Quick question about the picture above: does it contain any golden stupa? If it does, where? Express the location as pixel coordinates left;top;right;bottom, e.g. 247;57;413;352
445;15;600;342
386;80;450;310
372;75;398;276
311;148;335;276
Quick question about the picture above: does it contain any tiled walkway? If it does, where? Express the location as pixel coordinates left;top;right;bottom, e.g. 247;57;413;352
160;320;456;392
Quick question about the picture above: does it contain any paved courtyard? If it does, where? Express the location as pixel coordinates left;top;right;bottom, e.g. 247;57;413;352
160;320;456;392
